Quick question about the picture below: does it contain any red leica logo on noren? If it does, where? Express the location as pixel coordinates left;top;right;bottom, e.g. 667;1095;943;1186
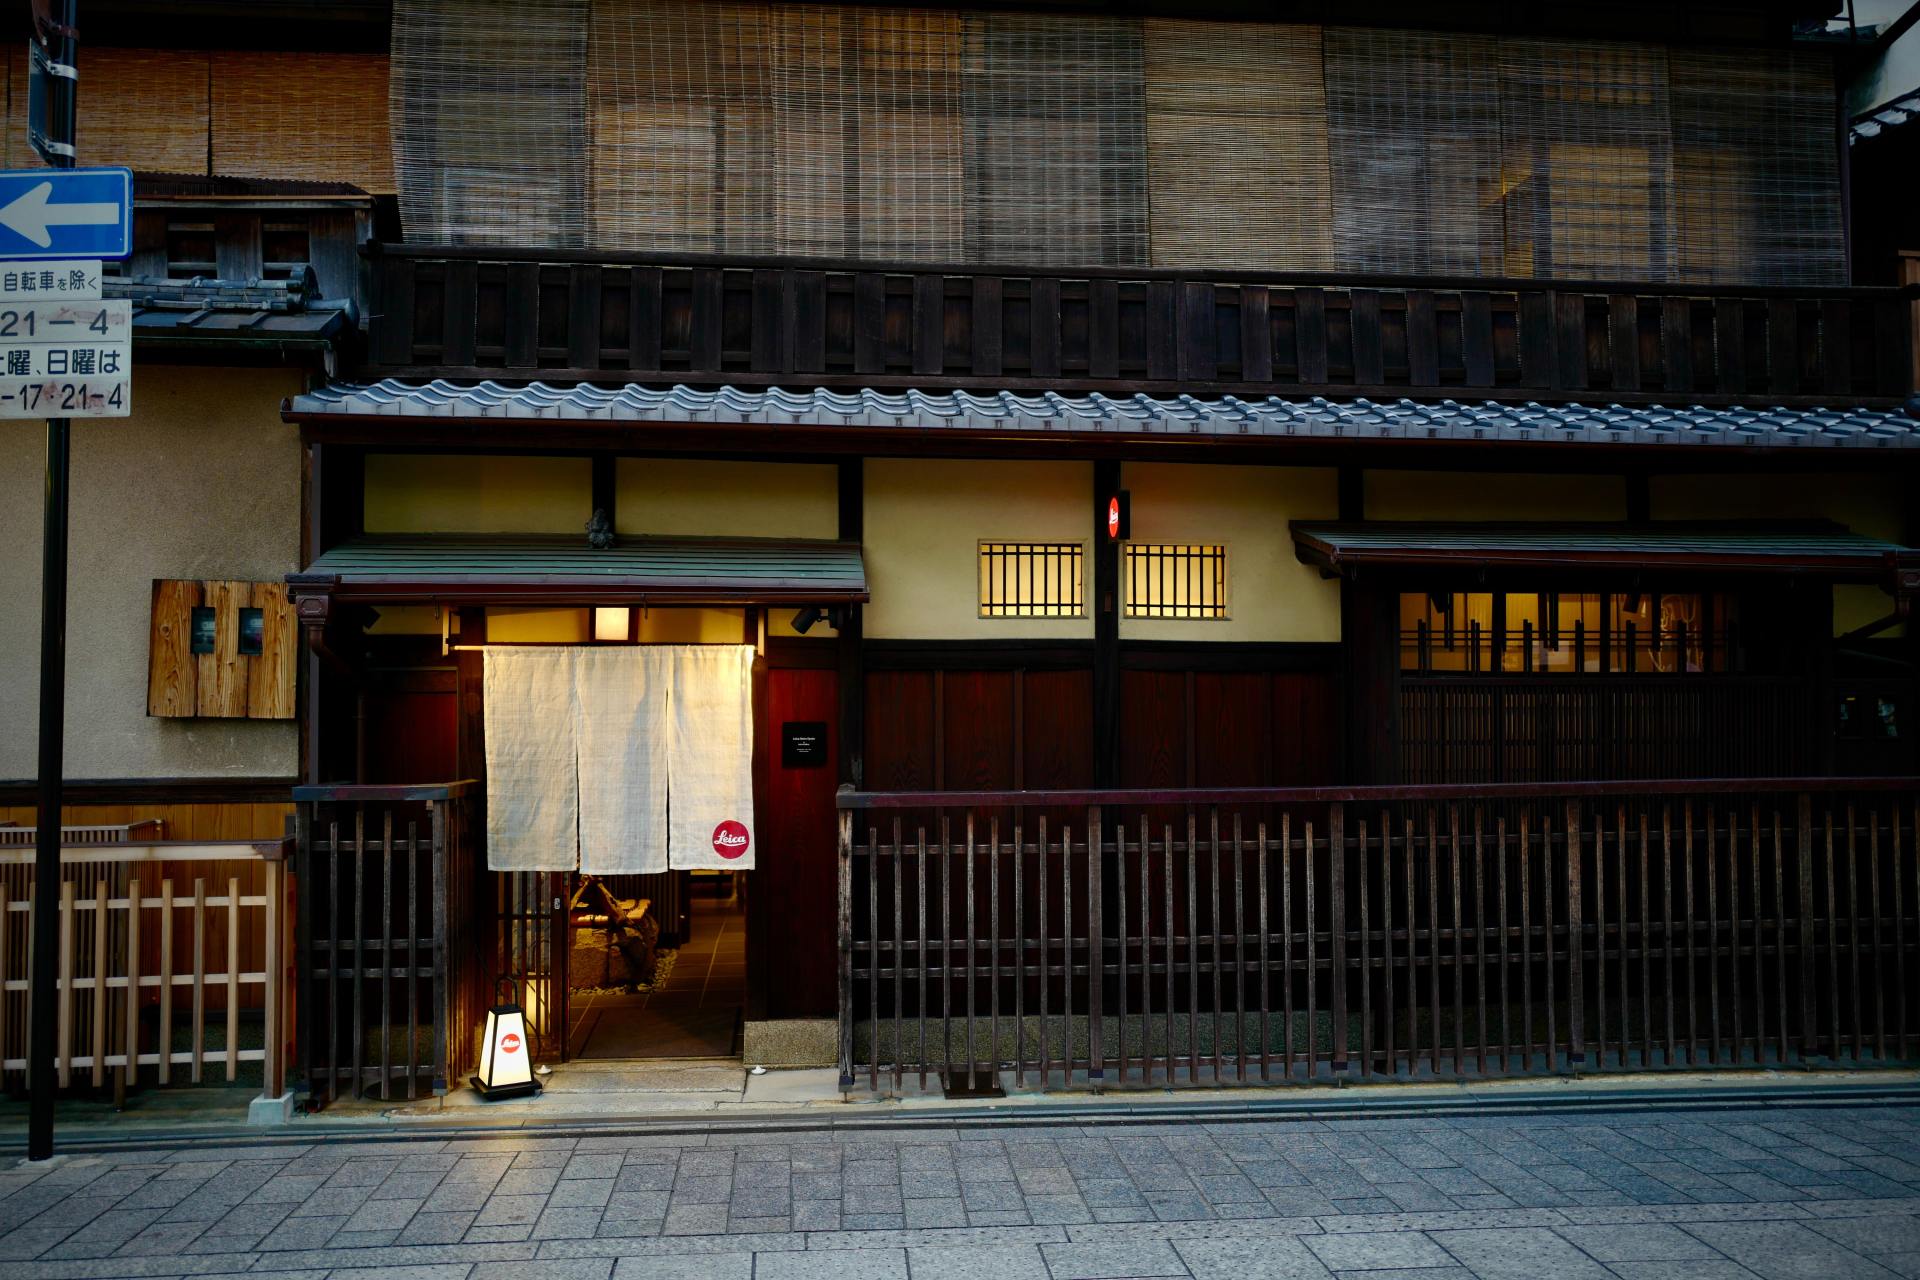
712;820;750;859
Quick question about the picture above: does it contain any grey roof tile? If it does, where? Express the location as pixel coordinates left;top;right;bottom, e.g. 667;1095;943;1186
286;380;1920;451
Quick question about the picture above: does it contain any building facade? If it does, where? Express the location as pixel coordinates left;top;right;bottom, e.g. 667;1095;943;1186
5;0;1918;1106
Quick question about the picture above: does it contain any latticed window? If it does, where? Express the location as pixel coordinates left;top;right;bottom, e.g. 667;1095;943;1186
1398;591;1738;675
978;542;1084;618
1124;544;1227;619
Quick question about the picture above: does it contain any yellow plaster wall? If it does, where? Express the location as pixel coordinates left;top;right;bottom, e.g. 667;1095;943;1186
1649;473;1905;540
364;454;591;533
482;607;751;645
616;459;838;539
637;608;750;643
0;366;301;779
486;608;592;643
1120;463;1342;642
1651;472;1907;636
1365;470;1628;521
864;459;1093;640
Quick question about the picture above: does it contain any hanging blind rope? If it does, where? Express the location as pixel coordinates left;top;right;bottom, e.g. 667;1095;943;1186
391;0;1845;285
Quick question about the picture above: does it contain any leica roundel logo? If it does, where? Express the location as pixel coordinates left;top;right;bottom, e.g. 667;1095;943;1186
499;1032;521;1055
712;820;750;860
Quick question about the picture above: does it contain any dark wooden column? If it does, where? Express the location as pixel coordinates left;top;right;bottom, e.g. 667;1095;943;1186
837;458;865;788
455;606;488;791
1093;460;1121;788
1335;466;1371;784
301;443;365;785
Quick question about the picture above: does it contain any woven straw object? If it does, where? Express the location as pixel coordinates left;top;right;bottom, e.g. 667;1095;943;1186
212;51;394;193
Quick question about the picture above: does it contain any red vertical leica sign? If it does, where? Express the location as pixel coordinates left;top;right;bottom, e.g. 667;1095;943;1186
1103;490;1129;541
1107;496;1120;539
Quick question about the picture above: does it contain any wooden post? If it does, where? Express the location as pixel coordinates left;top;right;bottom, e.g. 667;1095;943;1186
1087;803;1104;1085
90;879;106;1087
124;878;140;1086
837;789;855;1095
1798;792;1819;1059
57;880;74;1088
837;459;865;791
1565;798;1585;1067
263;855;283;1101
430;798;449;1096
1092;460;1121;791
1328;803;1347;1073
225;875;240;1082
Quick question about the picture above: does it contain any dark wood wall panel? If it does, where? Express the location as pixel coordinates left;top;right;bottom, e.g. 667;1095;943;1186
863;671;937;794
754;665;841;1017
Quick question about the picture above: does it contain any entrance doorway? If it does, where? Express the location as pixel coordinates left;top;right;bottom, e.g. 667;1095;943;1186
566;871;746;1059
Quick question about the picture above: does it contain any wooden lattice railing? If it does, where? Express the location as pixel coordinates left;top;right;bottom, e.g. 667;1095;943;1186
837;778;1920;1094
0;835;293;1098
365;246;1916;406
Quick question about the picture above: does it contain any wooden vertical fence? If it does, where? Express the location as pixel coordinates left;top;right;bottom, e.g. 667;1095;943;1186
837;778;1920;1092
0;836;292;1099
293;782;480;1104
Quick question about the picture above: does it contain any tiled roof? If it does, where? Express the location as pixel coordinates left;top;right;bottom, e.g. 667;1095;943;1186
110;271;356;344
292;534;867;603
287;380;1920;450
1292;521;1913;578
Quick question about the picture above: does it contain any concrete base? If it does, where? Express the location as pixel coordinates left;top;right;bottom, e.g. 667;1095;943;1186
246;1091;296;1126
743;1018;838;1067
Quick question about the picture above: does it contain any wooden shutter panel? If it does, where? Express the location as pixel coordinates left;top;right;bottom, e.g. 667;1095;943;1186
147;579;201;718
246;582;298;721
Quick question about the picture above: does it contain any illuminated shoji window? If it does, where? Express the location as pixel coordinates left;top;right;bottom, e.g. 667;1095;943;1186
978;542;1085;617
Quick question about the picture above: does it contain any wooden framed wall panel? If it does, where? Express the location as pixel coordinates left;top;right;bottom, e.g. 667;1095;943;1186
148;580;297;721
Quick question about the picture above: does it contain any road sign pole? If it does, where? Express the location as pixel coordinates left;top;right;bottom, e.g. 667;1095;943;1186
28;0;78;1165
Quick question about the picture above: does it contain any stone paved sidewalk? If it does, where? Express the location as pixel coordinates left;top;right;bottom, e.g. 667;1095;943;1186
3;1102;1919;1278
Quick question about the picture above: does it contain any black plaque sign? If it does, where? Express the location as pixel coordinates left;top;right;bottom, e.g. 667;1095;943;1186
782;720;829;768
189;605;216;654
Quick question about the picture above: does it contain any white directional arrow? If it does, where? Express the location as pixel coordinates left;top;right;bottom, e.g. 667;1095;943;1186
0;180;119;249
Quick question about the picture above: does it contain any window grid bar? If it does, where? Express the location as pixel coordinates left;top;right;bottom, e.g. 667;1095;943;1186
1123;544;1227;620
979;542;1084;618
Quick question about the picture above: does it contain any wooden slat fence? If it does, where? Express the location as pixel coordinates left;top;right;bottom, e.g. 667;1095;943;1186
366;246;1915;406
293;782;482;1104
1398;677;1812;783
0;838;291;1098
837;778;1920;1093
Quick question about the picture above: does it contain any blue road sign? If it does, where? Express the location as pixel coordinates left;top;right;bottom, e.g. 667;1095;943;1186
0;168;131;261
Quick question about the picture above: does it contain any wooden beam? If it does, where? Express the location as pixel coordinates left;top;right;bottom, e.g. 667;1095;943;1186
1093;460;1121;789
837;459;865;788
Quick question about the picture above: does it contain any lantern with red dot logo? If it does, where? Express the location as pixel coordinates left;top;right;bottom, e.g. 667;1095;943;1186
472;999;539;1099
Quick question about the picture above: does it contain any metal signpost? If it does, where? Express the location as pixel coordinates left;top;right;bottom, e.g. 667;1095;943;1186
10;0;129;1163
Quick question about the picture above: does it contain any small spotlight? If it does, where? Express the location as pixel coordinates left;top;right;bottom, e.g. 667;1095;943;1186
791;606;825;634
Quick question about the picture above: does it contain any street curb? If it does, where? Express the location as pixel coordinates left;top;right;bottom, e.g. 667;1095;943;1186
9;1079;1920;1158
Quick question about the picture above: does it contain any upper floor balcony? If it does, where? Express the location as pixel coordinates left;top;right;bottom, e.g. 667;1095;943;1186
361;245;1918;409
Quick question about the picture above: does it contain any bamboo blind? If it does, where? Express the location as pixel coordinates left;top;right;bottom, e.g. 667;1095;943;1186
1670;47;1845;287
3;48;391;193
1323;27;1507;277
392;0;590;246
1145;21;1331;271
392;1;1847;286
1497;38;1677;282
959;13;1147;268
6;47;209;173
212;52;394;193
